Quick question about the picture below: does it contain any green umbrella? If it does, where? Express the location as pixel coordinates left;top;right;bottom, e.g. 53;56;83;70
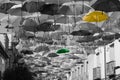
56;48;70;54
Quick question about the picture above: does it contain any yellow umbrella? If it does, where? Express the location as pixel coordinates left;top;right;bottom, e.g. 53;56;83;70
82;11;109;22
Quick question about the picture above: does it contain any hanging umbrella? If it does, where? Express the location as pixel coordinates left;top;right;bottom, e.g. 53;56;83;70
102;17;120;33
10;0;25;1
55;16;82;24
75;22;103;33
22;1;45;13
82;11;109;22
37;22;60;32
7;4;30;16
22;18;38;32
0;15;23;27
34;45;50;52
20;50;33;55
91;0;120;12
35;36;54;45
76;33;102;43
44;0;80;4
94;39;113;46
40;57;51;63
59;1;93;16
101;12;120;29
0;0;9;3
47;53;59;57
102;32;120;41
50;31;69;40
39;4;60;15
64;54;80;59
0;2;16;14
71;30;93;36
25;14;51;23
56;48;70;54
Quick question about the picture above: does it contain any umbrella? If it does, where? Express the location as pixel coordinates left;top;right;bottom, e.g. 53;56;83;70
59;1;93;15
101;12;120;29
0;15;23;27
64;54;80;59
0;2;16;14
10;0;25;1
55;16;82;24
91;0;120;12
102;32;120;41
40;57;51;63
50;31;69;40
82;11;109;22
22;1;45;13
20;50;33;55
44;0;81;4
76;33;102;43
7;4;30;16
94;40;113;46
71;30;93;36
101;13;120;33
0;0;9;3
22;18;38;32
75;22;103;33
47;53;59;57
56;48;70;54
34;45;50;52
37;22;60;32
39;4;60;15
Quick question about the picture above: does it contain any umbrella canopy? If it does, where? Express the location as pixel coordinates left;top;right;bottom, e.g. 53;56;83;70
0;2;16;14
64;54;80;59
34;45;50;52
20;50;33;55
40;57;51;63
37;22;60;32
22;18;38;32
82;11;109;22
102;32;120;41
55;16;82;24
50;31;69;40
0;15;23;27
75;22;103;33
10;0;25;1
56;48;70;54
22;1;45;13
71;30;93;36
47;53;59;57
76;33;102;43
8;4;30;16
59;1;93;15
44;0;81;4
94;40;113;46
91;0;120;12
39;4;60;15
102;16;120;33
101;12;120;28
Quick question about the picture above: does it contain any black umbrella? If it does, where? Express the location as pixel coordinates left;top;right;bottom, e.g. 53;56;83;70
71;30;93;36
91;0;120;12
22;1;45;13
47;53;59;57
102;33;120;41
39;4;60;15
20;50;33;55
76;33;102;43
37;22;60;32
0;2;16;14
34;45;50;52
